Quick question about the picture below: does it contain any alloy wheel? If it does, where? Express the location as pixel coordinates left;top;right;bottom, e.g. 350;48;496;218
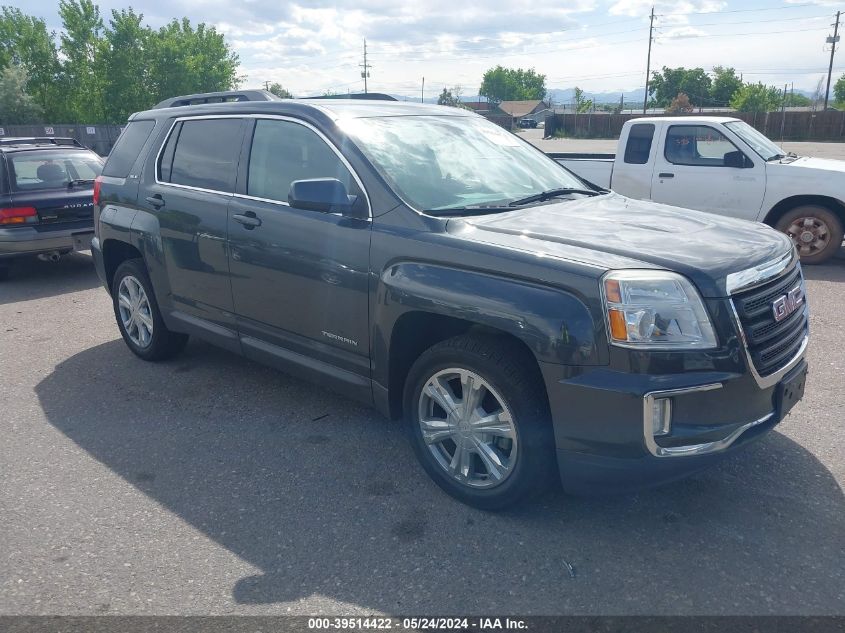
117;275;154;348
417;368;518;489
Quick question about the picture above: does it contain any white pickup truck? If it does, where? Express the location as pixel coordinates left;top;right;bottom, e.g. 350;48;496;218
552;116;845;263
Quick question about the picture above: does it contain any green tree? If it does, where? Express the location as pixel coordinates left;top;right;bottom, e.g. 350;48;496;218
147;18;240;106
710;66;743;107
573;87;593;113
0;64;42;123
649;66;711;108
266;82;292;98
437;86;468;108
0;7;62;119
783;92;811;107
58;0;106;122
101;8;151;123
730;82;782;113
479;66;546;104
833;74;845;104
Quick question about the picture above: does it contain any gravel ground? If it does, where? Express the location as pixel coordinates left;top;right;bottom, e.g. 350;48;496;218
0;245;843;616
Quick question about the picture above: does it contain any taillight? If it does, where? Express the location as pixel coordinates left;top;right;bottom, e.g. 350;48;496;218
0;207;37;225
93;176;102;206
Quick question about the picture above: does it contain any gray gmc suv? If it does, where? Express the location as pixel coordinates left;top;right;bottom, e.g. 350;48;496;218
92;91;808;509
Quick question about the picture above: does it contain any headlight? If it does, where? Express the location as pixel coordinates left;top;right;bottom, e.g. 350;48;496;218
601;270;717;349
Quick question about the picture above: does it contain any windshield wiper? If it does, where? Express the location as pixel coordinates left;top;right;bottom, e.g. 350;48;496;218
508;187;601;207
67;178;96;188
424;205;514;217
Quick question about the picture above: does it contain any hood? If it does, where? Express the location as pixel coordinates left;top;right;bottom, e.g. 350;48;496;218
449;193;793;297
778;155;845;173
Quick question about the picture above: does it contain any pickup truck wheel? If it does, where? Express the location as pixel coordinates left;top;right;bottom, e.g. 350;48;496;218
403;334;555;510
775;206;844;264
112;259;188;361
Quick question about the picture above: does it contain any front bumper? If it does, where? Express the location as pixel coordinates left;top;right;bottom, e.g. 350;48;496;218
542;349;808;495
0;220;94;259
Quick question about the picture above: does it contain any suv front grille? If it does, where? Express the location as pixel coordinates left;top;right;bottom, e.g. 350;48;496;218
732;263;808;377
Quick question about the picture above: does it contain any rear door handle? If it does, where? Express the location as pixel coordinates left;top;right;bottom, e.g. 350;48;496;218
145;195;165;209
658;172;675;179
232;212;262;229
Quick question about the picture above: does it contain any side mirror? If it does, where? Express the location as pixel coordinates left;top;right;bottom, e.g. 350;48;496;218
288;178;359;216
724;150;752;169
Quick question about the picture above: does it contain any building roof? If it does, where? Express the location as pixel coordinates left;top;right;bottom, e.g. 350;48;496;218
497;100;546;117
462;101;493;112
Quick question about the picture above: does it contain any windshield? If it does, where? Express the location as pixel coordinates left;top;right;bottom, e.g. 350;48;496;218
724;121;784;161
9;149;104;191
338;114;589;212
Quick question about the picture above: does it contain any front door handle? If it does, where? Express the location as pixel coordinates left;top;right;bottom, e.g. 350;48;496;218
232;212;262;229
145;194;165;209
658;172;675;179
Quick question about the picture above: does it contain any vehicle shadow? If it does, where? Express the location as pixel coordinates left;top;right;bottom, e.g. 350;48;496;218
35;340;845;615
0;252;100;305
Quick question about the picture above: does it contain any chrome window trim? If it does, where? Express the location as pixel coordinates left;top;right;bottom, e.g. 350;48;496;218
153;113;372;218
724;248;796;295
642;383;776;457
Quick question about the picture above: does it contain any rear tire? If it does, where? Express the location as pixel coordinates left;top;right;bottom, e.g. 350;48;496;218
112;258;188;361
403;334;556;510
775;205;844;265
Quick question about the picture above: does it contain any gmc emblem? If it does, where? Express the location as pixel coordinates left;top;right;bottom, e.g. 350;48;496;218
772;285;804;322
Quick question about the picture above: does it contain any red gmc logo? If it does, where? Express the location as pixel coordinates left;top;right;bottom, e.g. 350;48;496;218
772;285;804;322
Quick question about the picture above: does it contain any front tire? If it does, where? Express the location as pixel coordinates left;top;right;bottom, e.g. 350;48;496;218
112;258;188;361
403;334;556;510
775;205;844;264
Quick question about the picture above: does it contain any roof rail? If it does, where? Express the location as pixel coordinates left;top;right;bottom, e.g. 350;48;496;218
152;89;280;109
0;137;85;148
308;92;397;101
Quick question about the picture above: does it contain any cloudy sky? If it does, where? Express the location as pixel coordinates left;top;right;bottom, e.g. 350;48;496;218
18;0;845;98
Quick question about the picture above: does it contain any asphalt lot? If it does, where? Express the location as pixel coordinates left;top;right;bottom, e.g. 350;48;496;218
1;248;844;614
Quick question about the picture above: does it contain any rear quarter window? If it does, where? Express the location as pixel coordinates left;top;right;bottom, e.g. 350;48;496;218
102;120;156;177
623;124;655;165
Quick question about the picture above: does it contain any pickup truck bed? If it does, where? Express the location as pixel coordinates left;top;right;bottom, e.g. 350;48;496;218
548;152;614;190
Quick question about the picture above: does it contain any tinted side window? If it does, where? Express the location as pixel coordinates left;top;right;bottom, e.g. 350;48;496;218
664;125;738;167
102;120;155;177
247;119;354;204
167;118;243;192
624;123;654;164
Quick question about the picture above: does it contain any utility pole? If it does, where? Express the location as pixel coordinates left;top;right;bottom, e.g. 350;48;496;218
824;10;841;110
421;77;424;103
360;38;372;94
643;6;655;114
263;80;270;91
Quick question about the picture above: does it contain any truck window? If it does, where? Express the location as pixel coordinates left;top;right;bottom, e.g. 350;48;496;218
246;119;355;204
623;123;655;164
665;125;739;167
164;118;243;192
102;120;155;177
